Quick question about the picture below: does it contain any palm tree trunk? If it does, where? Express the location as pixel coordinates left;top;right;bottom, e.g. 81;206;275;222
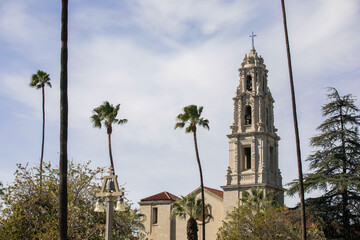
280;1;307;239
187;217;198;240
108;133;115;174
59;0;68;239
40;86;45;191
193;130;205;240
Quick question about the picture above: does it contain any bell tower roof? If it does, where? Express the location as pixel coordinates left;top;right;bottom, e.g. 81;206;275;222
248;47;257;57
241;47;265;69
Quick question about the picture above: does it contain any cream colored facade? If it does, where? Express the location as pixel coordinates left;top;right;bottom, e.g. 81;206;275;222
139;47;284;240
140;199;176;240
139;188;223;240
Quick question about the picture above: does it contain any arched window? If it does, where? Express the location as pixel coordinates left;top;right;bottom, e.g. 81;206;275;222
246;75;252;91
245;106;252;125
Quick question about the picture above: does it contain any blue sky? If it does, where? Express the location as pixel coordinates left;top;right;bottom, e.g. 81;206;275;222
1;0;359;208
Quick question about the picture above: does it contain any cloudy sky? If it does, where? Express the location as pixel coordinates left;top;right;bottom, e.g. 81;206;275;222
1;0;359;208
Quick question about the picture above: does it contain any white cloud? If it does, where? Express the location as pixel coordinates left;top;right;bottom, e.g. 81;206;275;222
130;0;256;38
286;0;360;77
1;0;360;209
0;2;35;41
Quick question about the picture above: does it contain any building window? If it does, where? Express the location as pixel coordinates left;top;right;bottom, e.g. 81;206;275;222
245;106;252;125
152;207;158;224
246;75;252;91
244;147;251;170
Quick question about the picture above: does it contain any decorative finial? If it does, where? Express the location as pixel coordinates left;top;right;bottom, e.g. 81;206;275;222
249;31;257;48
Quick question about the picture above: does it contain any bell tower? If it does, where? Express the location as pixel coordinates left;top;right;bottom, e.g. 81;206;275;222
222;47;284;214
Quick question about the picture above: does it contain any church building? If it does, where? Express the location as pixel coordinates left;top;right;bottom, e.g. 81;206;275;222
139;46;284;240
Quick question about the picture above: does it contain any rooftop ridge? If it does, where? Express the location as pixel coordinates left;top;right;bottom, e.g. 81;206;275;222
140;191;179;202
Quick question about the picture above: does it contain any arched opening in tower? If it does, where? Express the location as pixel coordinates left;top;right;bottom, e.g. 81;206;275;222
246;75;252;91
245;106;252;125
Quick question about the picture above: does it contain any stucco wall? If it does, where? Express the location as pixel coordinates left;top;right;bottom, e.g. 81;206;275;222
139;200;175;240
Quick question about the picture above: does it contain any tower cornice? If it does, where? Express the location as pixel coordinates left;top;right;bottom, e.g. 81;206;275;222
233;91;275;102
239;65;268;72
227;131;280;140
221;183;285;192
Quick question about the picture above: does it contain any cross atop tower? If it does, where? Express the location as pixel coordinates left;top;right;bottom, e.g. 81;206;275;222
249;31;257;48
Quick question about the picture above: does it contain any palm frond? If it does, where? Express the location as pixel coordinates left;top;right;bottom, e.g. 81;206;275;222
171;193;212;220
199;118;210;130
30;70;51;89
185;125;193;133
174;104;210;133
116;119;128;125
90;101;127;130
174;122;185;130
90;114;102;128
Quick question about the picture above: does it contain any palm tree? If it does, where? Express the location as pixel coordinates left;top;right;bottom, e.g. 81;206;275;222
280;1;307;239
59;0;69;238
171;193;212;240
91;101;127;173
240;188;277;213
29;70;52;190
174;105;209;239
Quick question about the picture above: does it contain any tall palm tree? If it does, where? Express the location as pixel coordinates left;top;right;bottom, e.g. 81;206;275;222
59;0;69;238
175;105;209;240
29;70;52;190
171;193;212;240
91;101;127;173
280;1;307;239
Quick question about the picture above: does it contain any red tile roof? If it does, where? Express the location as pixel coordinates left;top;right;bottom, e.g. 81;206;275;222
189;186;224;199
140;187;223;203
140;191;179;202
204;187;223;199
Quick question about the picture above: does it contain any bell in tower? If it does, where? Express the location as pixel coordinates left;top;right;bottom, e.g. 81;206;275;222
222;45;284;215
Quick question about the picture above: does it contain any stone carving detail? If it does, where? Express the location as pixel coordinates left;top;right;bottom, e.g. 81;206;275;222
226;166;232;185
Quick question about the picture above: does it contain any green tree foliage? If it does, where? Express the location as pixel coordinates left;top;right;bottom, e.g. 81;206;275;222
29;70;52;190
287;88;360;239
91;101;128;173
175;104;209;239
217;188;325;240
171;193;213;240
0;182;4;196
0;161;145;240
